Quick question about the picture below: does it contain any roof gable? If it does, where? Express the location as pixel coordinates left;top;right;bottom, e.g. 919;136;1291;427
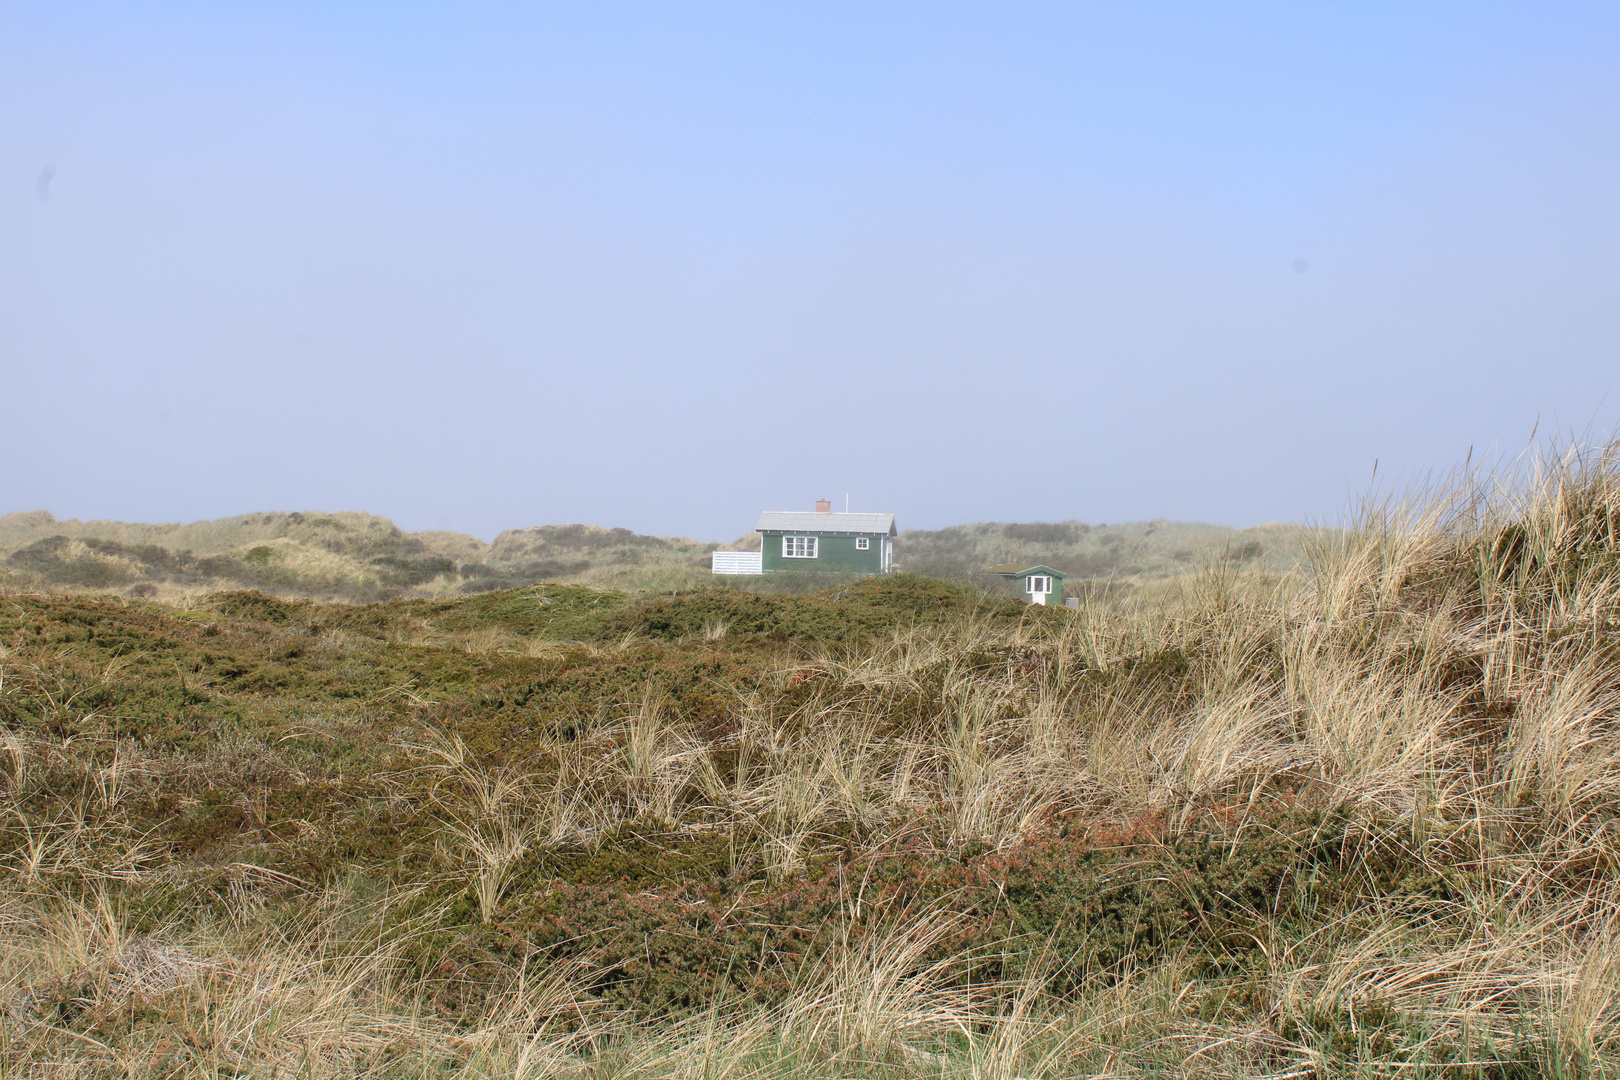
756;511;897;535
987;563;1066;578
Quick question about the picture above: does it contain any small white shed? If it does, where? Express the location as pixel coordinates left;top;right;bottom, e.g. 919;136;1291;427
711;551;763;575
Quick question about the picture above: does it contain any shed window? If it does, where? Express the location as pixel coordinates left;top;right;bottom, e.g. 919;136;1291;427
856;537;870;550
1026;576;1051;594
783;536;818;558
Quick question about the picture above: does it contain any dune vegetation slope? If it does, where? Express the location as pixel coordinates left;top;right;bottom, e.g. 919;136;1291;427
0;512;722;601
2;448;1619;1076
0;509;1306;603
902;518;1311;599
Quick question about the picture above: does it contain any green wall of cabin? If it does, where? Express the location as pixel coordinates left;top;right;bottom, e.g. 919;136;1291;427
1013;570;1067;606
761;532;888;574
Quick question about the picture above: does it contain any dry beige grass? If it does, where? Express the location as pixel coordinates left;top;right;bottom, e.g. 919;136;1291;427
5;443;1620;1076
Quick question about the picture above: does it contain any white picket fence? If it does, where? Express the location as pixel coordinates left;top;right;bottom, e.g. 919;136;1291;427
711;551;763;575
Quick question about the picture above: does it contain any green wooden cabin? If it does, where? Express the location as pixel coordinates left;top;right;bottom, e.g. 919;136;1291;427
988;563;1067;606
757;502;896;574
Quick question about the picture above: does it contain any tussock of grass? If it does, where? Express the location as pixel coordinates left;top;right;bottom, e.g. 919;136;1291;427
5;443;1620;1075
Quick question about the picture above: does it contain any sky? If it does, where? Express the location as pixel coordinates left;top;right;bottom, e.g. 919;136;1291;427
3;2;1619;541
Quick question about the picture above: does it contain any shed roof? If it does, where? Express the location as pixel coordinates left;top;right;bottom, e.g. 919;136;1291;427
757;511;897;535
987;564;1066;578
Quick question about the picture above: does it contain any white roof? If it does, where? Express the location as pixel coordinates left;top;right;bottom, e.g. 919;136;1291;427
756;511;897;535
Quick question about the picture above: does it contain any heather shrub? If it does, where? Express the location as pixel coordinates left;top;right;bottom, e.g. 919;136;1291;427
1;442;1619;1077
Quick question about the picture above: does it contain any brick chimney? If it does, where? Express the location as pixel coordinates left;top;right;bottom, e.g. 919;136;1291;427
815;499;832;513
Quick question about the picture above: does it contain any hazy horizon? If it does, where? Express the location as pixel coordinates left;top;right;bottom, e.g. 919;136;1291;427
2;503;1301;547
6;3;1618;539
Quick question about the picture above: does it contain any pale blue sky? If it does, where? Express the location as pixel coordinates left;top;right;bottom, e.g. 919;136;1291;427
4;3;1618;540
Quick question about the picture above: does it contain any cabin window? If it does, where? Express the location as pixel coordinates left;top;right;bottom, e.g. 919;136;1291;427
1026;576;1051;594
783;536;818;558
856;537;870;550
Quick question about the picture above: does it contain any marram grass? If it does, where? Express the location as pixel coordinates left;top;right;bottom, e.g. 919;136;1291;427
4;445;1620;1076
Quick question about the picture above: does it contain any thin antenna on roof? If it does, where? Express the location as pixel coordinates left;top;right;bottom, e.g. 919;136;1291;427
845;492;849;514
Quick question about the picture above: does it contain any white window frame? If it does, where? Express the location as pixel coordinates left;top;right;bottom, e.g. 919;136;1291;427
856;537;870;550
783;535;818;558
1026;576;1051;595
